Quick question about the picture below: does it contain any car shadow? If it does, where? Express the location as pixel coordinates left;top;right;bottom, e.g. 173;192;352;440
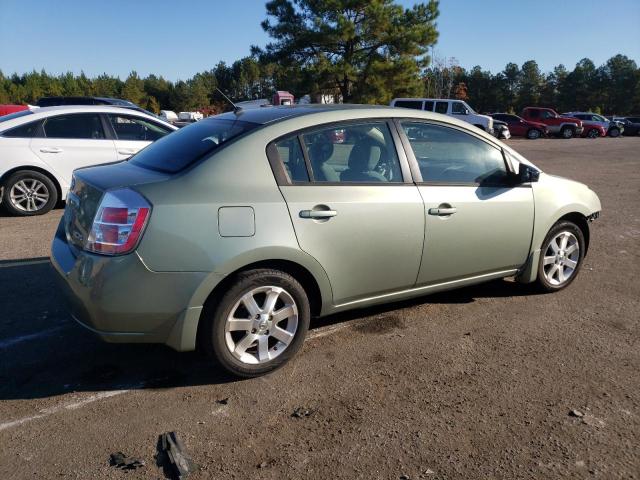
0;258;543;401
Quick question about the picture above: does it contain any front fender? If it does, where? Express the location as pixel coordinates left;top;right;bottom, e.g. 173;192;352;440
517;173;601;283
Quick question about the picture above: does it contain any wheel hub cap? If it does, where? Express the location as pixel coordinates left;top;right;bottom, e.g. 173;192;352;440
224;286;299;365
543;231;580;286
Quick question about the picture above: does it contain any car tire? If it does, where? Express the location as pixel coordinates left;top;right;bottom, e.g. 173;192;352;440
587;128;600;138
526;128;541;139
536;220;585;293
560;126;575;139
201;269;311;378
1;170;58;216
608;127;620;138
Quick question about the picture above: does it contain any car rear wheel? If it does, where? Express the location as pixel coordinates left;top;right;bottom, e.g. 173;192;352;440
201;269;310;377
587;128;601;138
561;126;575;139
536;221;585;292
1;170;58;216
608;127;620;138
526;128;541;139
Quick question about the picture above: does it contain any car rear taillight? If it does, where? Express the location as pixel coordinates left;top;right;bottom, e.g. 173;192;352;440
85;189;151;255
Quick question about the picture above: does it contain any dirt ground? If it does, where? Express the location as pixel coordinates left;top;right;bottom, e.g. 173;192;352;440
0;138;638;479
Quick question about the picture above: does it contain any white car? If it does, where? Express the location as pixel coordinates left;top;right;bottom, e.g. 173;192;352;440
0;106;177;215
391;98;494;135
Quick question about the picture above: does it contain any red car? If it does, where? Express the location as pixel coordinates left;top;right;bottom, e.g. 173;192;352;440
578;122;607;138
0;104;28;117
521;107;584;139
489;113;548;139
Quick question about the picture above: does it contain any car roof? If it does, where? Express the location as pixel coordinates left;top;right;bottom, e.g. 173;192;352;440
0;105;177;130
215;104;395;125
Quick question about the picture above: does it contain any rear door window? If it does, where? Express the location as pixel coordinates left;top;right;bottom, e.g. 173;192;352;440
435;102;449;114
394;100;423;110
300;121;403;183
108;114;172;141
43;114;105;139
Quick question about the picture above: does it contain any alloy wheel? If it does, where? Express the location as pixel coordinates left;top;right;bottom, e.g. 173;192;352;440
9;179;50;212
562;128;574;139
224;286;298;365
542;231;580;286
587;129;600;138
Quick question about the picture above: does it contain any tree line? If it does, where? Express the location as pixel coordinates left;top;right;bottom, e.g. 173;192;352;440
1;0;638;115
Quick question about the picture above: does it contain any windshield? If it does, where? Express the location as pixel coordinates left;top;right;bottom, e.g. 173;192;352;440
130;118;259;173
0;110;33;123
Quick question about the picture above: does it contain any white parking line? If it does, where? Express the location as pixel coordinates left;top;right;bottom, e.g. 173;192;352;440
0;319;360;431
0;389;132;431
0;258;50;269
0;325;70;350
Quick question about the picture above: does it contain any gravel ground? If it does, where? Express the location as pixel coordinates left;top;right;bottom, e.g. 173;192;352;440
0;138;638;479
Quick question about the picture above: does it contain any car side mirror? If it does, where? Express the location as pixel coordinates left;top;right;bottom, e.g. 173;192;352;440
517;163;540;183
463;108;469;115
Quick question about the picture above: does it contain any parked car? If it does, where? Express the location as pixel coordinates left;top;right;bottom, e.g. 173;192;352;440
489;113;548;139
579;122;607;138
391;98;494;135
36;96;154;116
0;106;177;215
492;119;511;139
159;110;179;123
613;117;640;136
0;104;29;117
51;105;601;378
563;112;622;137
521;107;584;139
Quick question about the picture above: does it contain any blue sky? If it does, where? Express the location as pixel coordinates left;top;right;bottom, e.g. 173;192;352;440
1;0;639;80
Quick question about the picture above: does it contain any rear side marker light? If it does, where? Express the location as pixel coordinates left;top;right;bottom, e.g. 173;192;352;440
85;189;151;256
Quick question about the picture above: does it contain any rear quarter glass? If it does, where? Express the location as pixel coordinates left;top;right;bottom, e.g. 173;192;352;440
129;118;259;173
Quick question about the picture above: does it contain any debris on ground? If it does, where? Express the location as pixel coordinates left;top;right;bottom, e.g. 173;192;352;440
291;407;314;418
109;451;145;470
257;461;269;469
157;432;197;480
569;409;584;418
216;397;229;405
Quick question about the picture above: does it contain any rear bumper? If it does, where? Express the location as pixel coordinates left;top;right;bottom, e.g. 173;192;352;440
50;219;207;351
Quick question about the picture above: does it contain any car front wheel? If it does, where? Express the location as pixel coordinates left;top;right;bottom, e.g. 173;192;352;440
201;269;311;377
587;128;601;138
536;221;585;292
526;128;541;139
608;127;620;138
1;170;58;216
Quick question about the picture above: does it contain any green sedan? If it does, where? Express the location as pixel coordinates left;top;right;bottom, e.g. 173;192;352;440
51;105;601;377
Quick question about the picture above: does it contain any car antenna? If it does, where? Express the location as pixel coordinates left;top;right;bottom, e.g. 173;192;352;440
216;88;241;113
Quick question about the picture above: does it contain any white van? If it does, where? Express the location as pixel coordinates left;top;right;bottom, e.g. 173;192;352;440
390;98;493;135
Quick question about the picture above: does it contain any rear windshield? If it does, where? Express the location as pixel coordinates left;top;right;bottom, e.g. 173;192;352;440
0;110;33;123
129;118;259;173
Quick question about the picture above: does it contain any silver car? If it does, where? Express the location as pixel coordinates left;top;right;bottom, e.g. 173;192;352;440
51;105;601;377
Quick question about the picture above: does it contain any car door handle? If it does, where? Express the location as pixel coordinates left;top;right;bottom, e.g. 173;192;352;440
117;148;138;155
40;147;63;153
428;207;457;216
299;209;337;219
